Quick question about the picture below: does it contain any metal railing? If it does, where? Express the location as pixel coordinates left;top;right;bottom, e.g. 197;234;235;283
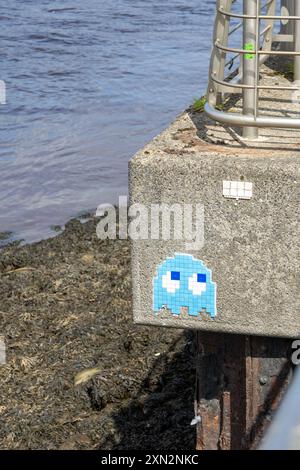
205;0;300;139
260;365;300;450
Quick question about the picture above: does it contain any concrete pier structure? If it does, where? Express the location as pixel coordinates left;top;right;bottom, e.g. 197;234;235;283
130;65;299;338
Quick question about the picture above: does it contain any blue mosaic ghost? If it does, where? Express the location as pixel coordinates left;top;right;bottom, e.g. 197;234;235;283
153;253;217;318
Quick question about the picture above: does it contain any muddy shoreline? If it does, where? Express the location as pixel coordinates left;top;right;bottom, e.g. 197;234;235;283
0;215;196;450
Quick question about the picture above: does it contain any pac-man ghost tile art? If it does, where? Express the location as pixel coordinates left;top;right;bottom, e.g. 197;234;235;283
153;253;217;318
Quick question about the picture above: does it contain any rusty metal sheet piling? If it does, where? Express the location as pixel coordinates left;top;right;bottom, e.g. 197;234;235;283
196;332;293;450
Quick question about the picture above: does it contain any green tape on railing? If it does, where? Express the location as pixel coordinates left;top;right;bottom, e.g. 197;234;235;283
245;43;255;60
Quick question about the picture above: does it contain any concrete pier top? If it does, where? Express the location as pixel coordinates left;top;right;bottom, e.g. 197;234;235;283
130;66;300;338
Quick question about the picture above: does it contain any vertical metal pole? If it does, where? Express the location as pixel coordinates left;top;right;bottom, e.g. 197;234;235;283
207;0;233;107
294;1;300;82
243;0;259;140
281;0;295;50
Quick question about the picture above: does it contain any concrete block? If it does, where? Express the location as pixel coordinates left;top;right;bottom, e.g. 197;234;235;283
129;110;300;338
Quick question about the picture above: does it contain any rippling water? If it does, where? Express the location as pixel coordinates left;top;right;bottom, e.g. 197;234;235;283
0;0;216;243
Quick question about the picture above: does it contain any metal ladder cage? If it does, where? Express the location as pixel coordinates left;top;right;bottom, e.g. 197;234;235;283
205;0;300;139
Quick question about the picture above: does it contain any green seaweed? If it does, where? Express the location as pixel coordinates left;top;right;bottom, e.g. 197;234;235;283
193;96;206;112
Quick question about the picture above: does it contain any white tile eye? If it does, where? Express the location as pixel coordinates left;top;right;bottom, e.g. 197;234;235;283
188;273;207;296
223;180;253;199
162;271;180;294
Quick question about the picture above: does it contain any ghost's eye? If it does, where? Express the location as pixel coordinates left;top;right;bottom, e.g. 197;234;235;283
188;273;207;296
197;273;206;283
171;271;180;281
162;270;180;294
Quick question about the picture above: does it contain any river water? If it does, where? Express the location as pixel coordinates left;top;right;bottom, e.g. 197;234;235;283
0;0;216;243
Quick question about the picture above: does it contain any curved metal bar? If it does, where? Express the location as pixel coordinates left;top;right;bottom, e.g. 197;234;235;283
218;7;300;21
215;41;300;56
218;8;256;19
211;75;300;90
204;102;300;129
